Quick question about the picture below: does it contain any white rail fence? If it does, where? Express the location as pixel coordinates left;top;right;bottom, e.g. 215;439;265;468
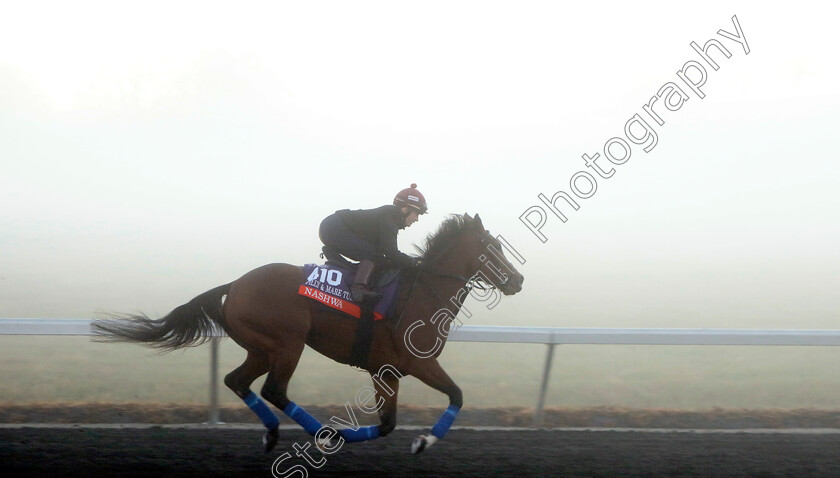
3;319;840;426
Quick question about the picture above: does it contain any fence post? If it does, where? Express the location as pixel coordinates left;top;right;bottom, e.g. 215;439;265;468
208;336;221;424
533;343;556;427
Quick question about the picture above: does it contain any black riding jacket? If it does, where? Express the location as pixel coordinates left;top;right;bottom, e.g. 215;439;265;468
335;205;415;267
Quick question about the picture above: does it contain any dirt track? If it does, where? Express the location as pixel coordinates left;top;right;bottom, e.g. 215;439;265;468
3;425;840;477
6;403;840;429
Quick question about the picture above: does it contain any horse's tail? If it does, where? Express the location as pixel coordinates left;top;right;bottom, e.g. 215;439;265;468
92;283;231;353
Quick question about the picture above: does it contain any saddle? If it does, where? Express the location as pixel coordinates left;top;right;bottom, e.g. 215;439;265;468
298;247;401;368
320;246;355;270
319;246;400;294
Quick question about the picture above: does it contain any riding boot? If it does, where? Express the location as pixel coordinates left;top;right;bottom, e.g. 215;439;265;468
351;259;380;302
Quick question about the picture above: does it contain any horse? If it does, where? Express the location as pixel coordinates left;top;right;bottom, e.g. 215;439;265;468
92;213;524;454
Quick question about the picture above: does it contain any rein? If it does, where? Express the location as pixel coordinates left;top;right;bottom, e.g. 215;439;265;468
417;270;487;312
419;268;490;292
391;263;493;331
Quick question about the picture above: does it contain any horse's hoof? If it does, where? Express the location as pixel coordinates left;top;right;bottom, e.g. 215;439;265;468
315;435;333;453
410;435;427;454
263;428;279;453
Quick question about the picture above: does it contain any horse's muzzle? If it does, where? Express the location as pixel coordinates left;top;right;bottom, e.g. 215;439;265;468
499;272;524;295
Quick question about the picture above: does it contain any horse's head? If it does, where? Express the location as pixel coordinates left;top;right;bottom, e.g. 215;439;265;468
461;213;524;295
419;213;524;295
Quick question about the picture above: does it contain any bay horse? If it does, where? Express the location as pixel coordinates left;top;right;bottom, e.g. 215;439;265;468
92;213;524;454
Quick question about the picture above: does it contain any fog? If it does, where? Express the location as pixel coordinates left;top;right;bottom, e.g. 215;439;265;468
2;1;838;330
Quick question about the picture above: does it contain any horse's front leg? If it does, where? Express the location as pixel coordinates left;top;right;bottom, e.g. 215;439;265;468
406;358;462;454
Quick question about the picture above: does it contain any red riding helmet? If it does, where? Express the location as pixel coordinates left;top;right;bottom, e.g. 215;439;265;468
393;183;428;214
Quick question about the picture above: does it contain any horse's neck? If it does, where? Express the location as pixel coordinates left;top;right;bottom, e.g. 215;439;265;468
425;272;469;311
437;238;476;283
415;249;473;315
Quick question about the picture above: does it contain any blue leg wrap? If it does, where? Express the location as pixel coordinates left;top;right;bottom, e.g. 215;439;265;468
243;392;280;430
283;401;323;436
431;404;460;439
339;425;380;443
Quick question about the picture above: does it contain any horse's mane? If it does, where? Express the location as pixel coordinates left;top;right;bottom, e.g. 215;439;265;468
414;214;468;261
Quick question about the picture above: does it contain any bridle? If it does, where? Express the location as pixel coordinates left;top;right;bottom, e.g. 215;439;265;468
392;230;508;328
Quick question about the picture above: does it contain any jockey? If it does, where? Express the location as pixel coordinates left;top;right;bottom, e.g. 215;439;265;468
319;183;427;302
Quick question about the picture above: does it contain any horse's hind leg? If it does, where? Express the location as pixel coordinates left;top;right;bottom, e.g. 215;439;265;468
368;367;401;438
224;350;269;399
223;350;280;451
258;340;331;446
330;368;399;444
373;368;401;437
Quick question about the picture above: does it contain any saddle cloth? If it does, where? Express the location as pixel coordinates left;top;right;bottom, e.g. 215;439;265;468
298;263;400;320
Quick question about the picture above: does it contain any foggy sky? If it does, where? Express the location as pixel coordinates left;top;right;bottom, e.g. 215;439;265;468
1;1;838;329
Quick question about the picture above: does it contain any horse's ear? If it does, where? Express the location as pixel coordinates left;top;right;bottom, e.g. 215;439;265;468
473;214;483;229
464;213;472;222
